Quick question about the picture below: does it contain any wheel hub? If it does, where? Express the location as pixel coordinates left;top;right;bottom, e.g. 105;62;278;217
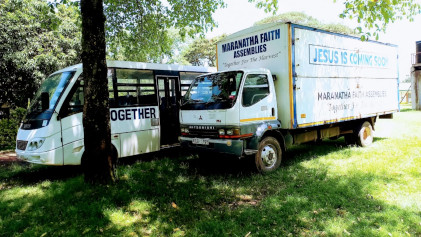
261;145;277;168
363;127;371;140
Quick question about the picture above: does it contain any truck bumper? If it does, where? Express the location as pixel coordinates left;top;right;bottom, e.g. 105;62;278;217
15;148;63;165
179;137;244;157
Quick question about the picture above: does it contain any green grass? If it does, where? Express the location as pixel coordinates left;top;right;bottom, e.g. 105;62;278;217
1;110;421;236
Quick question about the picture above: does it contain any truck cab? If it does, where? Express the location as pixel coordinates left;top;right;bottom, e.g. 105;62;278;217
179;68;282;171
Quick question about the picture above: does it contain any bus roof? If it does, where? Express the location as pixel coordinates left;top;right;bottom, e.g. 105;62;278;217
55;60;216;74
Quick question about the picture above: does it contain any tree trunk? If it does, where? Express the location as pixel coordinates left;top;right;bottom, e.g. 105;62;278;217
80;0;116;183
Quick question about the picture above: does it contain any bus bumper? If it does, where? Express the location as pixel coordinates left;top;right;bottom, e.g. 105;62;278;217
179;137;244;157
15;148;63;165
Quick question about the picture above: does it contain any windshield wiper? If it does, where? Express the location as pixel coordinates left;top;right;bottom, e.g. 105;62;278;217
205;95;229;106
182;99;204;105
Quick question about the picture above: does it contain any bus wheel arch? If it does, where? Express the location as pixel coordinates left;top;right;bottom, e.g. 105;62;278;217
80;144;119;166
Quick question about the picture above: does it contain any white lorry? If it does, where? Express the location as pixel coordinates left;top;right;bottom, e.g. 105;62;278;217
179;22;399;172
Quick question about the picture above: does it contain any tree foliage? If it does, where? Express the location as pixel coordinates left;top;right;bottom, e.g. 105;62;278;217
251;0;420;40
0;108;26;150
338;0;421;40
179;35;226;67
104;0;225;63
0;0;81;108
255;11;357;36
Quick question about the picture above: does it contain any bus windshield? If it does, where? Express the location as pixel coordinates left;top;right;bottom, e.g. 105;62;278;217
28;71;75;115
181;71;243;110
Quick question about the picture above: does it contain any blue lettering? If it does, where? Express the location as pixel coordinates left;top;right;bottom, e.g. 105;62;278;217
334;51;339;64
323;49;329;63
328;50;334;63
125;109;131;120
317;48;323;62
131;108;137;119
138;108;144;119
118;110;125;120
150;108;156;118
145;108;150;119
111;110;117;121
275;29;280;39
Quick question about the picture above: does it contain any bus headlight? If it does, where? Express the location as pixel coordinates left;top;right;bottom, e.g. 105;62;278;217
27;138;46;151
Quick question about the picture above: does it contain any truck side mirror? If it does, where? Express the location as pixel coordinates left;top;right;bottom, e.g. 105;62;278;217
272;75;277;81
41;92;49;111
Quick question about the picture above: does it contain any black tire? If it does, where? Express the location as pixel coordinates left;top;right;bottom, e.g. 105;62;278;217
356;121;374;147
255;136;282;173
344;134;356;145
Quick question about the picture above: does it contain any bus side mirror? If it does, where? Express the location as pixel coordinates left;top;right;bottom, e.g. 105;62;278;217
41;92;49;111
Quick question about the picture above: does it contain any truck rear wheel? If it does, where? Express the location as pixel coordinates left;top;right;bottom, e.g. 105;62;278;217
255;136;282;173
356;121;374;147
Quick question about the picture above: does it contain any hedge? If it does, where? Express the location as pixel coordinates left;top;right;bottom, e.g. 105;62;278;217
0;108;26;150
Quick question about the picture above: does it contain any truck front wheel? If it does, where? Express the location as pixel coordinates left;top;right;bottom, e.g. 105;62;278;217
255;136;282;173
356;121;374;147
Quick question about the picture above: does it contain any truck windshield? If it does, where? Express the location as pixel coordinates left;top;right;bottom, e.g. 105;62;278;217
182;71;243;110
28;71;75;115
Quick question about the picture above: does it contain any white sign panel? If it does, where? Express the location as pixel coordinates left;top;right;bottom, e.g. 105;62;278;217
294;27;399;127
309;45;389;68
217;24;287;72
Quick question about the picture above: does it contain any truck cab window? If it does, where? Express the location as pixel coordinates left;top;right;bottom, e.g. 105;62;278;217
242;74;269;107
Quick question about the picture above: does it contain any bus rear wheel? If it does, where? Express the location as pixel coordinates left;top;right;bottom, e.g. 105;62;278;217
255;136;282;173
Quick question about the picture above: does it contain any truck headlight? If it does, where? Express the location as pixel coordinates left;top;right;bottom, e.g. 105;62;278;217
226;128;240;136
218;129;225;135
181;127;189;133
27;138;46;151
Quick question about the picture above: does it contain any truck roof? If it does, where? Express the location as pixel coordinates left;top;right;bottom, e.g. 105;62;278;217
219;22;397;48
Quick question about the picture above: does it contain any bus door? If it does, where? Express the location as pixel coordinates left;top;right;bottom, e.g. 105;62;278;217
157;76;180;145
59;76;85;165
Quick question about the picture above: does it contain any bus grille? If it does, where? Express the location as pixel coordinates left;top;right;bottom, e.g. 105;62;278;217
16;140;28;151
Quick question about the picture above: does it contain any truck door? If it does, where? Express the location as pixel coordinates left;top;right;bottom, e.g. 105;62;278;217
239;73;277;123
157;76;180;145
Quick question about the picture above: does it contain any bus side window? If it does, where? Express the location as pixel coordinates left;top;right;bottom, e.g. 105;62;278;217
180;72;204;96
115;69;157;107
108;69;116;107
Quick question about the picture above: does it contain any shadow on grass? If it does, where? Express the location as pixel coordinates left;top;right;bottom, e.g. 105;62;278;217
1;137;419;236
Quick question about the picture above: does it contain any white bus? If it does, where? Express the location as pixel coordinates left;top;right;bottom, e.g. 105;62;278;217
15;61;215;165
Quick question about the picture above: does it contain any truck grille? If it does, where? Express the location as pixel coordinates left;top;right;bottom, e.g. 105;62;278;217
188;125;219;138
16;140;28;151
